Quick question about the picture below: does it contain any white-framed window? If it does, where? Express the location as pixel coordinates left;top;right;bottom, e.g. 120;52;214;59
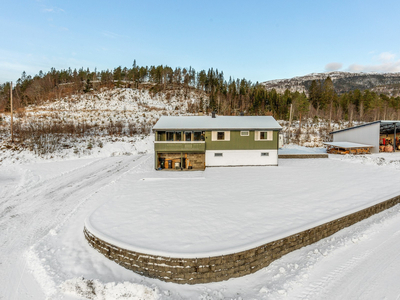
211;131;230;141
261;152;269;156
214;153;223;157
255;131;273;141
240;131;249;136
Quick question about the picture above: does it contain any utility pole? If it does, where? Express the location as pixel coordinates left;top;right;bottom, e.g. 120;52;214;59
288;103;293;144
10;82;14;143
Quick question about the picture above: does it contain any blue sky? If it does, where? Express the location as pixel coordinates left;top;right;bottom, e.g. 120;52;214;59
1;0;400;84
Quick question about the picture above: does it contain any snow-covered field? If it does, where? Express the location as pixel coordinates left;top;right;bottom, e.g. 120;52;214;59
1;88;400;299
2;144;400;299
86;156;399;258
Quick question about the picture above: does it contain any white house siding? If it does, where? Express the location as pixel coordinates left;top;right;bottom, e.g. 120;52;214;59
205;150;278;167
332;122;380;153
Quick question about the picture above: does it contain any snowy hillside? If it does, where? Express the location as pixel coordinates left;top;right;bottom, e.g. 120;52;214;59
0;87;206;165
261;71;400;96
0;86;343;166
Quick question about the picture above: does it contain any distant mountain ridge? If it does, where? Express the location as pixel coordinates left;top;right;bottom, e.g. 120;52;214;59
261;71;400;96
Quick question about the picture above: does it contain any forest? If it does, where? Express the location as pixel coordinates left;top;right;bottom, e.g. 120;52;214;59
1;61;400;124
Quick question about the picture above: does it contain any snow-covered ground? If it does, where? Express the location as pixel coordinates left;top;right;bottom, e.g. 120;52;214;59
1;88;400;299
86;156;399;258
2;144;400;299
278;144;327;154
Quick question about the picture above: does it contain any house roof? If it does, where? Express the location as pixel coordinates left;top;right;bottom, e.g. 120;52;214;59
153;115;282;131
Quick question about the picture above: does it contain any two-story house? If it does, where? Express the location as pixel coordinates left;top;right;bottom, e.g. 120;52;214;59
153;115;282;170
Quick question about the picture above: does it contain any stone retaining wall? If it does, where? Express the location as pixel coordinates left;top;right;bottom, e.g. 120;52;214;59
278;153;329;159
84;195;400;284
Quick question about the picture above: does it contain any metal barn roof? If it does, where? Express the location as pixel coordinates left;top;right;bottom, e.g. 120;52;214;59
330;120;400;135
329;121;380;135
153;116;282;131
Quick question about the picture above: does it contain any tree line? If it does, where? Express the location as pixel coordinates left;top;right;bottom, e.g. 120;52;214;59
1;62;400;124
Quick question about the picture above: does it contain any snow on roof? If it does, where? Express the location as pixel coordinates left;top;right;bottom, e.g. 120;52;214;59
324;142;374;148
153;115;282;131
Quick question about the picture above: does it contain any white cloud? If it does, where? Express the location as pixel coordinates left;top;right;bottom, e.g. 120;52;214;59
347;52;400;73
41;6;64;13
348;61;400;73
378;52;396;62
102;31;124;39
325;62;343;72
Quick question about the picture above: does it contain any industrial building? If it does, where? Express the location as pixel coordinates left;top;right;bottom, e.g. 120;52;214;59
326;120;400;154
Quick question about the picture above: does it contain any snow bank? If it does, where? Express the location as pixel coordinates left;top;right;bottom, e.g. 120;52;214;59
61;277;161;300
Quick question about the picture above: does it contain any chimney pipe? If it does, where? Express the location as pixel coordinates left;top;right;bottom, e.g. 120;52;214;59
212;111;216;118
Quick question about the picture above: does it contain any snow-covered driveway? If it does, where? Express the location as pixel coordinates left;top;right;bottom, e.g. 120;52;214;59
0;154;150;299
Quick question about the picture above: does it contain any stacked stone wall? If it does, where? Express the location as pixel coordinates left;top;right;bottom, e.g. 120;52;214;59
84;195;400;284
278;154;329;159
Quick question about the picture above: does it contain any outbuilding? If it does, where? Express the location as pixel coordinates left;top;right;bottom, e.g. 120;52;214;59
329;120;400;153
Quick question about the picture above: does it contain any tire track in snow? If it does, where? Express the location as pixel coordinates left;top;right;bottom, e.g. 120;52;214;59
290;207;400;300
0;158;103;212
0;154;151;300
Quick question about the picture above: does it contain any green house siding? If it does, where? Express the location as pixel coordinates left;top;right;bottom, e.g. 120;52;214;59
155;142;206;153
204;130;279;150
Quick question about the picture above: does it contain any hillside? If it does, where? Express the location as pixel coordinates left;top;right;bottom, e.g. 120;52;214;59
0;86;345;165
0;87;206;163
262;71;400;96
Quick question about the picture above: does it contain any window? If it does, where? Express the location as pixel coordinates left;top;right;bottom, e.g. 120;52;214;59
156;131;165;141
261;152;269;156
240;131;249;136
212;131;230;141
255;131;273;141
260;132;267;140
175;131;182;141
166;131;174;141
214;153;223;157
194;131;202;141
217;132;225;140
185;131;192;141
